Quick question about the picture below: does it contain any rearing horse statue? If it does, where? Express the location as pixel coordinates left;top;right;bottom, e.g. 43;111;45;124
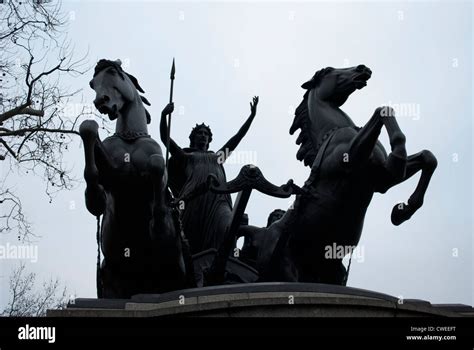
241;65;437;285
79;59;187;298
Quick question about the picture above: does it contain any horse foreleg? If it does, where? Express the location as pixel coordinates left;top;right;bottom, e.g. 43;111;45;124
347;107;385;167
381;110;407;181
79;120;106;216
391;150;437;225
376;151;437;225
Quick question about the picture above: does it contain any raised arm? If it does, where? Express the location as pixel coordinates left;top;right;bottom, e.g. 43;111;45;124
218;96;259;162
160;102;186;160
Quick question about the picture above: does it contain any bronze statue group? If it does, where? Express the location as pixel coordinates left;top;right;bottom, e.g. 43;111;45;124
79;59;436;298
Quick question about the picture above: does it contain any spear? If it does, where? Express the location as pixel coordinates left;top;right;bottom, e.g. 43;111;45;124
165;58;175;169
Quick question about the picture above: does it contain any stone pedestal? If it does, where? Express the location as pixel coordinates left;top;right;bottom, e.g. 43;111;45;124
47;283;473;317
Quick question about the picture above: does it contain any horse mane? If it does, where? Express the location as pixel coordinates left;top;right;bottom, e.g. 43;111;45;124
289;91;317;167
290;67;356;167
140;96;151;124
289;68;334;167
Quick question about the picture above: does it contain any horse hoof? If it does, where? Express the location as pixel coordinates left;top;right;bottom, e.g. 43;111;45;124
79;120;99;139
391;203;413;226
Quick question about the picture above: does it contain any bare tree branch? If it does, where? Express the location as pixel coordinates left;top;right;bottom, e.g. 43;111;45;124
0;188;33;240
0;0;110;241
0;104;44;124
1;127;79;137
1;263;68;317
0;137;17;159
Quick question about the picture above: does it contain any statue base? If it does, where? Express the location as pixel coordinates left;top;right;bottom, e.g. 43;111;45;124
47;283;473;317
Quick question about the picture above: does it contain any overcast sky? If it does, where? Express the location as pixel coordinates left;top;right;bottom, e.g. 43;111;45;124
1;0;472;308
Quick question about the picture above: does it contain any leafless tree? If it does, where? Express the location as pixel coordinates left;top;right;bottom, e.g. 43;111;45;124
0;1;108;241
1;262;68;317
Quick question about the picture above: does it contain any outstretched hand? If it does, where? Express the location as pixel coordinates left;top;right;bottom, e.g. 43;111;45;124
162;102;174;116
250;96;259;116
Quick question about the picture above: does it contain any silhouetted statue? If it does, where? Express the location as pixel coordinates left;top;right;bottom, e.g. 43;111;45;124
160;97;259;254
79;59;187;298
242;65;437;285
78;60;437;297
266;209;286;227
240;209;286;268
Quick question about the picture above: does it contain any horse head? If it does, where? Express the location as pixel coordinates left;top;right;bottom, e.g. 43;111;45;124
90;59;151;124
302;65;372;107
290;65;372;167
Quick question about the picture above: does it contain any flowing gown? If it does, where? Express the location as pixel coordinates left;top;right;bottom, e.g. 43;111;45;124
168;148;233;254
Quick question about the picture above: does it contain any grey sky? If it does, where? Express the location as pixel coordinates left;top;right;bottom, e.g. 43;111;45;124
1;0;472;307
